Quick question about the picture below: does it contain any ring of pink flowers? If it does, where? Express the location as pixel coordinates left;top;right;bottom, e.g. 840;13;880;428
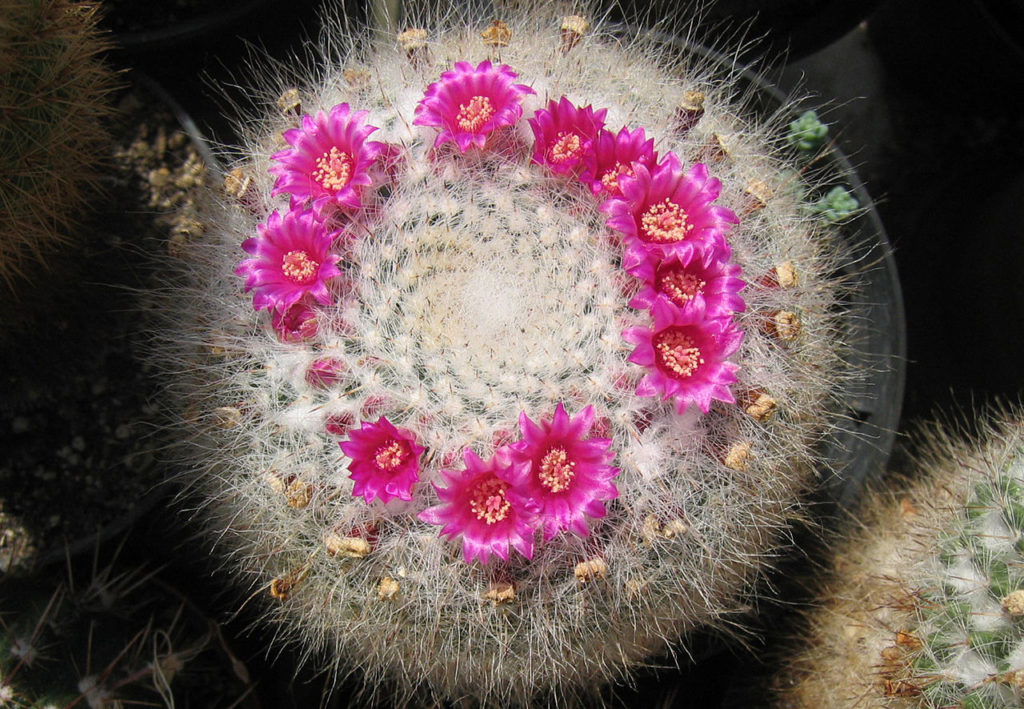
239;66;753;565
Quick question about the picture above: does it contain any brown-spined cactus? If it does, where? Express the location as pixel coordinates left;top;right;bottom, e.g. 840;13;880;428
0;0;116;293
774;407;1024;708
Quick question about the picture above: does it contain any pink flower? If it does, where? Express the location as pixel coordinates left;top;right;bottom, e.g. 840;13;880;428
419;448;538;565
306;357;346;389
602;153;738;262
414;60;535;153
580;126;657;198
624;243;746;317
508;403;619;540
528;97;607;176
269;103;384;214
340;417;424;504
271;299;319;342
235;209;343;312
622;298;744;414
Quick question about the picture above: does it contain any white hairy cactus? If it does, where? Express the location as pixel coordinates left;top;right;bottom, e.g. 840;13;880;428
773;408;1024;709
154;3;867;705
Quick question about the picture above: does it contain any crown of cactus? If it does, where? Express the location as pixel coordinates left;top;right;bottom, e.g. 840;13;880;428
774;409;1024;708
0;0;116;294
154;4;866;705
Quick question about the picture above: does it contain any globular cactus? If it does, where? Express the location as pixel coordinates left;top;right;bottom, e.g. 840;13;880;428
0;0;117;293
154;3;871;705
773;408;1024;708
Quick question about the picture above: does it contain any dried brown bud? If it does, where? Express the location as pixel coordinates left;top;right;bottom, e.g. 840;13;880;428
771;311;802;342
286;478;313;508
701;132;733;163
1002;589;1024;617
641;514;662;544
674;91;705;135
775;261;799;289
276;88;301;116
325;533;371;558
745;392;778;422
378;577;400;601
724;442;752;472
560;15;589;53
481;20;512;48
264;471;287;495
398;28;429;66
224;167;253;201
625;578;648;599
269;565;309;600
574;557;607;583
484;580;516;605
662;519;689;538
742;179;772;214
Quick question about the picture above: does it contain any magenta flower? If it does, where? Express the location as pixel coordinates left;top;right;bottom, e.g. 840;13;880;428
602;153;738;262
271;299;319;342
507;403;619;540
624;242;746;317
235;208;343;312
340;417;425;504
580;126;657;198
622;298;744;414
419;448;538;565
269;103;384;214
413;60;535;153
528;97;607;176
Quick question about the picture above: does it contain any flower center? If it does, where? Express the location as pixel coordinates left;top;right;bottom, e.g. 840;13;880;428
313;146;354;191
469;477;511;525
656;267;706;307
549;131;583;164
653;328;704;380
600;161;633;195
281;250;319;284
456;95;496;132
373;439;409;474
640;199;692;243
538;446;575;493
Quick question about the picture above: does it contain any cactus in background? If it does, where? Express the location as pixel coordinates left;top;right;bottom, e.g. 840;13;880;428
0;539;253;707
154;3;872;705
0;0;116;292
774;408;1024;708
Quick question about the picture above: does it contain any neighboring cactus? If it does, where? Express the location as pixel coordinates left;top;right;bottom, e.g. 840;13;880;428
154;4;874;705
0;0;116;292
773;408;1024;708
0;539;254;707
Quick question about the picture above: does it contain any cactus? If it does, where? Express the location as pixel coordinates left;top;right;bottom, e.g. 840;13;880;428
0;0;116;293
0;538;254;707
153;4;873;706
773;408;1024;708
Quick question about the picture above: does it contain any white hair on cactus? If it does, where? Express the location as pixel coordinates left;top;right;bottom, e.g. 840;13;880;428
150;1;866;706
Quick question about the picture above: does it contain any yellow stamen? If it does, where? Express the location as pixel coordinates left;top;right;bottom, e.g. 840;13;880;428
456;95;496;132
281;250;318;284
654;329;704;379
313;146;354;191
641;199;692;243
538;447;575;493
